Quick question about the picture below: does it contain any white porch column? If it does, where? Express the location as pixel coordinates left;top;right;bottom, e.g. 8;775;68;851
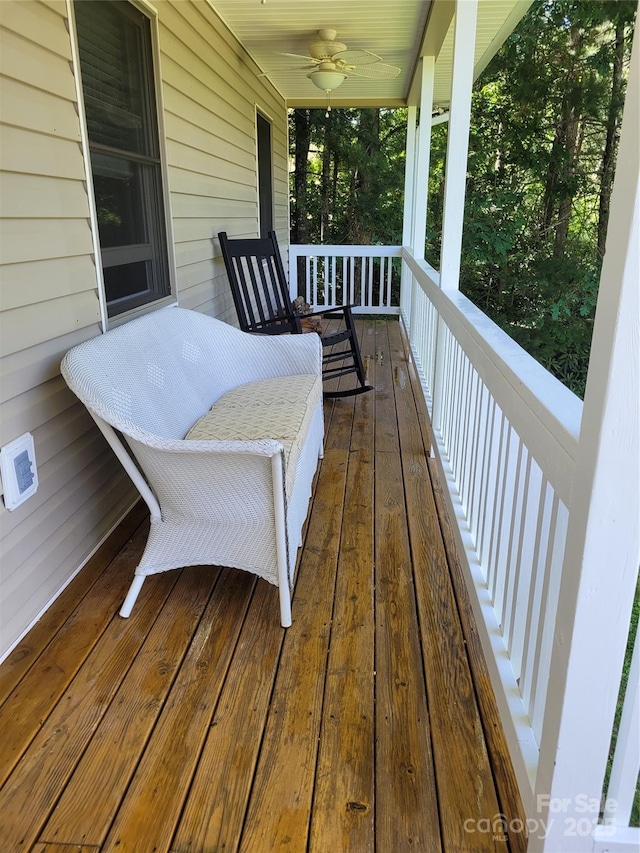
401;106;417;325
439;0;478;291
402;105;417;250
432;0;477;431
411;57;435;259
531;29;640;853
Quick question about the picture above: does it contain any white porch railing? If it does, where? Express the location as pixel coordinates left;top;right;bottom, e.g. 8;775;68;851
289;242;639;850
400;250;581;798
289;244;402;314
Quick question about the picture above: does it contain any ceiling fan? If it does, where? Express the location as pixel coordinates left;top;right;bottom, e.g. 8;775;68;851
275;29;401;94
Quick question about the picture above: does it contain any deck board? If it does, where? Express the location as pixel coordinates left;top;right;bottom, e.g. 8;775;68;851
389;320;507;852
237;445;347;851
0;501;148;707
41;566;223;847
102;569;254;853
0;520;149;788
171;579;281;853
428;458;528;853
375;446;442;851
0;318;525;853
1;566;179;851
308;355;375;852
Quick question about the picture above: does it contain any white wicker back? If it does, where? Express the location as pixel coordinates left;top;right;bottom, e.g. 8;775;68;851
62;307;320;440
60;307;324;627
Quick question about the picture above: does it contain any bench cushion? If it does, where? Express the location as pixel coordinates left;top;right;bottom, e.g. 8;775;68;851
186;374;322;496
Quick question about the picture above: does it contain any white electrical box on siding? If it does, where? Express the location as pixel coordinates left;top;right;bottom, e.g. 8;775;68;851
1;433;39;511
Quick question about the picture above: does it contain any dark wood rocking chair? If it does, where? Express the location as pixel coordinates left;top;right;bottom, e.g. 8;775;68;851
218;231;373;398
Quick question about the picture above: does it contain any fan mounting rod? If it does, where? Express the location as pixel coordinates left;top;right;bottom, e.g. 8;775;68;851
309;29;347;60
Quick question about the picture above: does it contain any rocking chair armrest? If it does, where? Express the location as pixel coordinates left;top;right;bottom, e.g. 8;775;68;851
252;314;303;334
301;305;355;320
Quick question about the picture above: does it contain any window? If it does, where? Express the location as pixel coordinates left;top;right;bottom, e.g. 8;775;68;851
256;112;274;237
74;0;171;318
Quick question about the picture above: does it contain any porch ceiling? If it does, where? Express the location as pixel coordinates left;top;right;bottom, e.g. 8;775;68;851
209;0;532;109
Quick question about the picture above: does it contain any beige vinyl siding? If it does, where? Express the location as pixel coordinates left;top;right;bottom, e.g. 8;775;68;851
0;0;289;658
0;457;132;650
0;0;134;658
158;0;288;320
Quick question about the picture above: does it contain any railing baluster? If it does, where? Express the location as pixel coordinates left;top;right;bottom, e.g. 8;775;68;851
520;478;554;716
456;354;470;502
477;395;494;569
349;256;355;305
311;255;315;305
603;625;640;826
441;327;454;443
495;427;520;630
462;368;481;517
503;442;528;663
474;388;493;568
468;379;487;547
531;499;567;742
509;456;541;680
487;410;507;601
458;359;473;507
444;340;457;459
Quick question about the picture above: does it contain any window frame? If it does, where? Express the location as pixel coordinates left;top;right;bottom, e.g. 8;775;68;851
69;0;177;330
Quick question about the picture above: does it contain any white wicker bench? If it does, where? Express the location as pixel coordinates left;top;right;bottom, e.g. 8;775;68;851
61;307;324;627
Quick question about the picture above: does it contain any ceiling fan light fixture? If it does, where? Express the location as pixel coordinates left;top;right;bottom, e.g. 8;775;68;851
308;69;347;92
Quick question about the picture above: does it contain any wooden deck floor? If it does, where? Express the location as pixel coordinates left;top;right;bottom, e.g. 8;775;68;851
0;318;525;853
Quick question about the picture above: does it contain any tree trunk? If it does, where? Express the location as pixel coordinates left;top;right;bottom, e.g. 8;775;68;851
292;109;311;244
597;20;625;259
553;108;583;258
320;112;332;242
345;110;380;245
539;21;584;256
539;126;565;239
292;109;311;294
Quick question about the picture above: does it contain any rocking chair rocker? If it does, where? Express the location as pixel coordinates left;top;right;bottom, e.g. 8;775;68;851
218;231;373;398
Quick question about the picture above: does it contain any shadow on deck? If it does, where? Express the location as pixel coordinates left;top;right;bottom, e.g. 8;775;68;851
0;318;525;853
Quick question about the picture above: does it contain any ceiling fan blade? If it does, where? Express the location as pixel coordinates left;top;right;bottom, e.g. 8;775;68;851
278;52;320;63
273;33;400;83
259;64;317;76
347;62;401;80
333;48;382;66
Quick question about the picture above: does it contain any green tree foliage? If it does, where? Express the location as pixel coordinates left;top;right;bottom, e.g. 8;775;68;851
427;0;635;396
290;0;635;397
289;107;408;246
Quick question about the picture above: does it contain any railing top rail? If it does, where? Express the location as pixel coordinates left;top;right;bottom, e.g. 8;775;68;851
290;244;402;257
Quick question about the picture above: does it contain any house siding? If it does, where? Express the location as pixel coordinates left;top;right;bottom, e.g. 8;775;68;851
158;0;289;320
0;0;289;659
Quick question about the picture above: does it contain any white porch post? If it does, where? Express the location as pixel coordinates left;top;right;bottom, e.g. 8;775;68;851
403;58;435;335
411;57;435;259
531;30;640;853
438;0;477;292
401;106;417;325
402;105;417;251
432;0;477;431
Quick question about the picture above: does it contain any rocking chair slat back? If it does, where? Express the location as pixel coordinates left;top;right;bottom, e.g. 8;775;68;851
220;233;299;335
218;230;373;398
